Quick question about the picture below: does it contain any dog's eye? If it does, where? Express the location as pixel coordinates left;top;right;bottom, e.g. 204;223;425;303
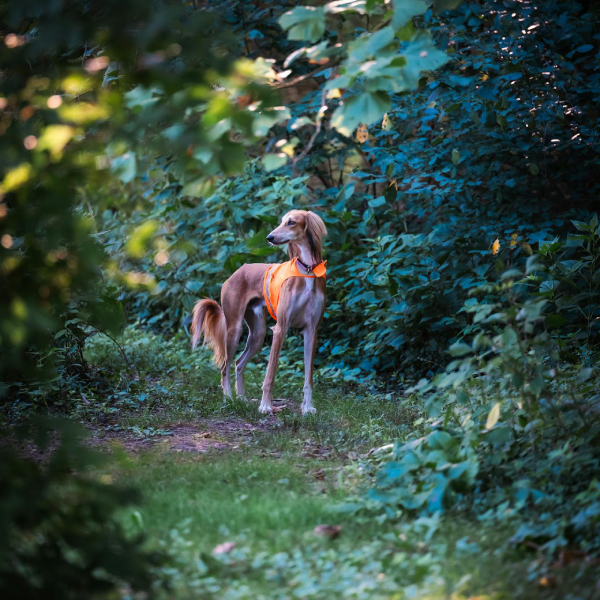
287;220;295;226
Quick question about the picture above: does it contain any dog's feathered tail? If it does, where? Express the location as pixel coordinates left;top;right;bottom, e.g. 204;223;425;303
191;299;227;368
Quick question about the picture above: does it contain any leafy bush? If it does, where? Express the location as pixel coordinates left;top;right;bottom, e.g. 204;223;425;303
0;418;162;599
370;428;479;515
364;223;600;580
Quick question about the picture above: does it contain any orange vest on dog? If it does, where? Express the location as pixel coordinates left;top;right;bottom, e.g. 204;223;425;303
263;257;327;321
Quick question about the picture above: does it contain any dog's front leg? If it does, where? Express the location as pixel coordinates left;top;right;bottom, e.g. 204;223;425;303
260;323;286;413
302;326;318;415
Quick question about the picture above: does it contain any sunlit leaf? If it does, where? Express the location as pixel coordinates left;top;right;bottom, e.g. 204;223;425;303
262;153;287;172
126;221;158;258
392;0;428;31
182;177;215;197
2;163;32;192
485;402;500;430
325;0;366;14
59;103;109;123
279;7;326;42
37;125;75;157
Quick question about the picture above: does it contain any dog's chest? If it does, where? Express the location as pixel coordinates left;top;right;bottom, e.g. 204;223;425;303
287;277;325;328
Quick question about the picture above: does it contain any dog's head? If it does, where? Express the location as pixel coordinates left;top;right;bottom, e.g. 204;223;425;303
266;210;327;260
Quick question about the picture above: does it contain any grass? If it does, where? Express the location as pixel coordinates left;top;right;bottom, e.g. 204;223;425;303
32;326;596;599
123;452;346;551
117;449;552;600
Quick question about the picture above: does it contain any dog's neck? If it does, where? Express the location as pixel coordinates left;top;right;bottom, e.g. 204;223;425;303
291;242;319;272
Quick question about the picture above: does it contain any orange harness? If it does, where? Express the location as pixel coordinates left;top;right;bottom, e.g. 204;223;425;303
263;257;327;321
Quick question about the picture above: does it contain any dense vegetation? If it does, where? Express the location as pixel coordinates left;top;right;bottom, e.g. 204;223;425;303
1;0;599;598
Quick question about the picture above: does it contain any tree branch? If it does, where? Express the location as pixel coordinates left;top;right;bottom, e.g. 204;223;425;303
274;61;339;89
293;88;327;165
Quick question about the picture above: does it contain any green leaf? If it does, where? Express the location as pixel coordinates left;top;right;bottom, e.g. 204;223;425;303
348;26;396;63
485;402;500;430
399;32;449;90
448;342;471;357
262;153;287;172
331;91;391;135
279;7;326;42
182;178;215;198
539;280;559;293
571;220;590;232
124;86;162;109
368;196;387;208
576;367;593;384
111;152;137;184
392;0;428;31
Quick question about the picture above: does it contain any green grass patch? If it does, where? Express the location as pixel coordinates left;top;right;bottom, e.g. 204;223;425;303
123;452;345;552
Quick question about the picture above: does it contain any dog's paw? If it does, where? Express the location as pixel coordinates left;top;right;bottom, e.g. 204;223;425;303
258;402;273;414
302;405;317;415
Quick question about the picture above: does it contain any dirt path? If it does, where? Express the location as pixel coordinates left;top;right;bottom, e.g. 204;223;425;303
91;416;270;453
90;410;336;461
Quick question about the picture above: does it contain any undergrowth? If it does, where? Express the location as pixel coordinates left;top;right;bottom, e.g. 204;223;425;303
6;323;595;599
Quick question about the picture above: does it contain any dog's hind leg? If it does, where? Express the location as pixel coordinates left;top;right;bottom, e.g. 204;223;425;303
221;307;245;399
301;326;318;415
235;302;267;400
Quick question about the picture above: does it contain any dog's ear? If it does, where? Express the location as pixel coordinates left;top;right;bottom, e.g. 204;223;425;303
304;211;327;239
304;211;327;262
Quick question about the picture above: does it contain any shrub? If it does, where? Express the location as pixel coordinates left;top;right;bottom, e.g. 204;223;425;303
0;418;162;600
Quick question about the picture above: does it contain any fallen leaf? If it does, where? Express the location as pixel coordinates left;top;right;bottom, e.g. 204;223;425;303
539;576;557;588
356;123;369;143
212;541;236;555
314;524;341;539
382;113;393;131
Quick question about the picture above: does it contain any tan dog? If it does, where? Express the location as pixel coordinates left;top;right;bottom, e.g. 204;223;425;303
191;210;327;414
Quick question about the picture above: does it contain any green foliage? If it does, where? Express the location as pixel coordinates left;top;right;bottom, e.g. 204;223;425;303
363;224;600;583
370;428;479;514
280;0;448;134
0;0;284;384
0;418;161;599
3;0;600;594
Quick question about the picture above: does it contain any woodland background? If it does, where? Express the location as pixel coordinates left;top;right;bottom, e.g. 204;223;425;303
1;1;600;599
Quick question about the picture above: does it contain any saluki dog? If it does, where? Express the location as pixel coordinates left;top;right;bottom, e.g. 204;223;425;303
190;210;327;414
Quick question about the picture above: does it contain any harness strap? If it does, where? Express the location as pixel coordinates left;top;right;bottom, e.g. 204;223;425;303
262;258;327;322
263;265;277;321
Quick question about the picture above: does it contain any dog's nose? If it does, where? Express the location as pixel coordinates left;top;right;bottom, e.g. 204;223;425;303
266;234;275;242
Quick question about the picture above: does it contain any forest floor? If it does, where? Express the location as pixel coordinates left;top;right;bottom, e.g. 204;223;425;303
16;327;593;600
